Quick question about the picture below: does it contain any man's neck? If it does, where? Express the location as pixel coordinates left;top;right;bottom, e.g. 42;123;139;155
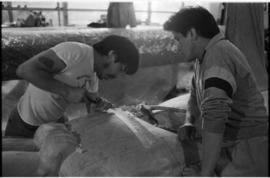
196;38;210;60
93;49;102;72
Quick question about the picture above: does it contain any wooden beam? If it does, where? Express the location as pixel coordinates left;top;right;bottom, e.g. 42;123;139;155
7;2;14;23
57;2;61;26
146;1;152;25
1;6;176;14
62;2;68;26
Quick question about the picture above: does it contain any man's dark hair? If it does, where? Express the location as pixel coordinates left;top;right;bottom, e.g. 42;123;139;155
164;6;220;38
93;35;139;75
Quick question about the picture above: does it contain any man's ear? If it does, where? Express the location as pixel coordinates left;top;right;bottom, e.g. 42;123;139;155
189;28;199;41
108;50;117;63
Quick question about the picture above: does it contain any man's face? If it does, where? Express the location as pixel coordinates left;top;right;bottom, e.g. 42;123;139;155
96;53;126;80
173;31;195;62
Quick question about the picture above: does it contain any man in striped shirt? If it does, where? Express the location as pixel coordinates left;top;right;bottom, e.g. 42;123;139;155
164;6;268;176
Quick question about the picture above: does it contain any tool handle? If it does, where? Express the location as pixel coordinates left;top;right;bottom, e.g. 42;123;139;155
149;105;186;113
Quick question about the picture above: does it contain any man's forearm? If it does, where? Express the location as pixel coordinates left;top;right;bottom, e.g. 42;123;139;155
16;50;73;98
201;131;223;176
185;94;199;124
184;111;195;125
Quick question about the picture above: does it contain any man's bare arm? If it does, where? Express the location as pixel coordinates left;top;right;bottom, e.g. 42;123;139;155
16;49;70;97
201;131;223;176
16;49;95;103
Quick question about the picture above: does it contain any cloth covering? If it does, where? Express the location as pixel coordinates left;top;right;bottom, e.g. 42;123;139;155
225;3;268;91
107;2;137;28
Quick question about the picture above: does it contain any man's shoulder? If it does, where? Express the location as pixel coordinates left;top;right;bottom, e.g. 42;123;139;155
205;40;243;66
53;41;92;51
213;40;243;58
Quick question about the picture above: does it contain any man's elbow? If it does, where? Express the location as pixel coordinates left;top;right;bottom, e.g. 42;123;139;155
16;64;24;78
16;64;31;79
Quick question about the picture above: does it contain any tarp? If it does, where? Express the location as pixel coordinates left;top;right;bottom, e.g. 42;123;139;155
225;3;268;91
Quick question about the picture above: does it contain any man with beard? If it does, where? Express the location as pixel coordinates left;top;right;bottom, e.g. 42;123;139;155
5;35;139;138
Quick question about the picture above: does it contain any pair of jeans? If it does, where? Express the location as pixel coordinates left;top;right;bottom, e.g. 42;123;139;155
5;107;66;138
220;136;268;176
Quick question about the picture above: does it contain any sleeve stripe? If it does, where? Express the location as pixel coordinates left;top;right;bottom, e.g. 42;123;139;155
204;77;233;98
204;66;237;94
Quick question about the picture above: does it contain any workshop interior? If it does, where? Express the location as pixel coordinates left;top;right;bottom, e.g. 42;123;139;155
2;1;269;177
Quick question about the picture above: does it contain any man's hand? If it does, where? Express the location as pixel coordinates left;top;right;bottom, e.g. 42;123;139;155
64;87;98;104
177;124;197;141
182;166;201;177
95;98;114;111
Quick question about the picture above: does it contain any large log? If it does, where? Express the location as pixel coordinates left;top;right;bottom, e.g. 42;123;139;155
2;27;184;81
1;110;201;176
58;109;201;176
3;109;199;176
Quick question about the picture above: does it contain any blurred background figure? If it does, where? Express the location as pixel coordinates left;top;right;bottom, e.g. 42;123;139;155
107;2;137;28
16;11;49;27
87;14;107;28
